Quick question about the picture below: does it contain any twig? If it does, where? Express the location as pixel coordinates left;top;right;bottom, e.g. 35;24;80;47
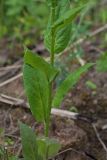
0;94;93;123
1;94;23;102
92;123;107;159
0;96;14;105
76;54;86;66
0;94;94;124
0;94;79;121
51;108;78;120
0;73;22;88
0;65;21;71
0;59;21;72
90;24;107;37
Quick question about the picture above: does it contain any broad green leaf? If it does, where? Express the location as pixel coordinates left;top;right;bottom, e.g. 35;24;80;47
20;123;42;160
23;64;49;122
52;63;93;107
37;137;61;159
24;49;59;82
96;52;107;72
54;24;71;53
45;24;71;54
52;5;85;30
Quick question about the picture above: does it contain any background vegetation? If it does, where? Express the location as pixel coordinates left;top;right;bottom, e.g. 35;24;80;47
0;0;107;45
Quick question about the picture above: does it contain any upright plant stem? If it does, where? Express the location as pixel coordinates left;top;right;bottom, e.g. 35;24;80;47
44;0;56;137
50;5;56;66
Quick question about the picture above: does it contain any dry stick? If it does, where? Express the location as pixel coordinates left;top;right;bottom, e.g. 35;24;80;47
51;107;78;120
0;65;21;71
0;96;14;105
0;59;22;82
1;94;23;102
90;24;107;37
0;59;22;71
0;94;79;121
76;54;86;66
0;73;22;88
92;123;107;159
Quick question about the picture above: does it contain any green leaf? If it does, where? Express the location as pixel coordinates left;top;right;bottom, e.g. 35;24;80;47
52;5;85;30
37;137;61;159
45;2;86;54
54;24;71;53
96;52;107;72
44;0;72;54
20;123;42;160
45;24;71;54
20;123;60;160
23;64;49;122
24;49;59;82
52;63;93;107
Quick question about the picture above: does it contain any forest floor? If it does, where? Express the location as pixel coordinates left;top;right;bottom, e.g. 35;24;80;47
0;26;107;160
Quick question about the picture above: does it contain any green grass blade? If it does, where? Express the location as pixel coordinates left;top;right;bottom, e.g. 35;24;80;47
52;63;94;107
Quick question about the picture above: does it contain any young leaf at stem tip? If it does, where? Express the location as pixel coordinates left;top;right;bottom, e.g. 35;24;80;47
45;2;87;54
52;5;86;30
52;63;94;107
44;0;71;54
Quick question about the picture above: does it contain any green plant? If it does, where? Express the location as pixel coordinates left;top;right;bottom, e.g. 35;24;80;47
96;52;107;72
21;0;93;160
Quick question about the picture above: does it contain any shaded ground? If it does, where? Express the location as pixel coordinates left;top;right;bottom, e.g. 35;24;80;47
0;34;107;160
